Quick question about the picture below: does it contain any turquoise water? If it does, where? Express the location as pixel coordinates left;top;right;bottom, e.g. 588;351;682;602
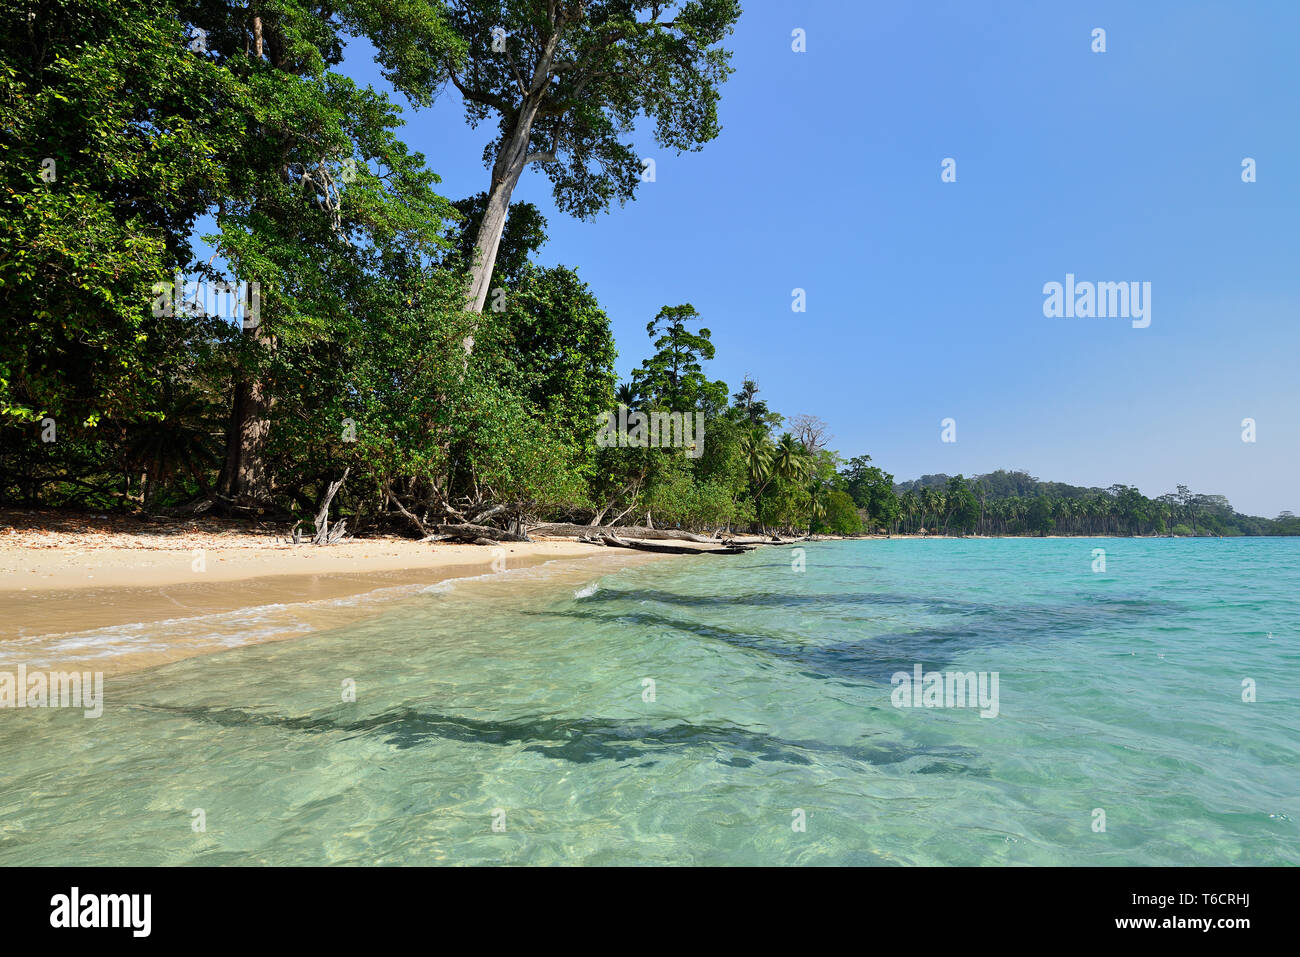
1;538;1297;865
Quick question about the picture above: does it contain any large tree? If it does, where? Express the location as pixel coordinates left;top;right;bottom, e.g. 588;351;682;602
841;454;899;533
0;0;238;431
178;0;464;504
431;0;740;323
479;263;618;443
630;304;726;413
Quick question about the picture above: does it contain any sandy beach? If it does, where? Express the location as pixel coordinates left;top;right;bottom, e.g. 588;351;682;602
0;510;667;676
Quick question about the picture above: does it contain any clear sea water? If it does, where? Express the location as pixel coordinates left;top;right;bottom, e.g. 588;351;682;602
1;538;1296;865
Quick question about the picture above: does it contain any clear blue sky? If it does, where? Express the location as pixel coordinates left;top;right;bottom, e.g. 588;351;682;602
338;0;1299;518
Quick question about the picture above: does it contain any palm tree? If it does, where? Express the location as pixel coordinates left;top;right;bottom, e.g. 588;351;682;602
989;498;1002;534
771;434;807;484
739;427;774;531
900;490;919;533
918;488;933;531
1006;496;1026;533
1051;498;1069;535
124;390;221;506
919;487;945;533
739;427;773;486
762;434;810;534
806;481;827;532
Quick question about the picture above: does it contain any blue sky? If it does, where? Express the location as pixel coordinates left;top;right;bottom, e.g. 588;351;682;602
337;0;1299;517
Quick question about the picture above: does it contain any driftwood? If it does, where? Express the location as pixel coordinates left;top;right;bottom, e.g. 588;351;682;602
600;534;751;556
424;523;531;544
528;523;714;543
384;482;428;536
444;503;506;526
310;468;350;545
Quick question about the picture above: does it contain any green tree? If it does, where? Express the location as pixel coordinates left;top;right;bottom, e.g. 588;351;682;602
630;304;727;413
480;264;617;445
430;0;740;315
162;0;467;504
817;489;863;535
731;378;783;432
942;474;979;535
446;193;549;287
841;454;899;533
0;0;239;434
1026;495;1055;536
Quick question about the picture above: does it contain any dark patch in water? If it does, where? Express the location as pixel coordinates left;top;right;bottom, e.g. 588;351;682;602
534;587;1178;684
917;760;990;777
523;606;991;683
131;703;986;774
580;587;977;612
579;587;1178;624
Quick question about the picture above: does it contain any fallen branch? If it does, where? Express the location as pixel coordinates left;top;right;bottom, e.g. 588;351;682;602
312;467;349;545
385;482;428;536
528;523;713;543
600;534;751;556
426;523;531;543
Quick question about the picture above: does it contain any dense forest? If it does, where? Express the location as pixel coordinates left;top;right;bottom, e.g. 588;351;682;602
883;471;1300;538
2;2;1293;541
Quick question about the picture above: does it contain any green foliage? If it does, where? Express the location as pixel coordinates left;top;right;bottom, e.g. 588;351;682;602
0;0;240;427
815;489;863;535
630;304;727;413
447;193;548;285
436;0;739;220
892;470;1288;536
484;265;617;442
3;2;1293;541
943;475;979;535
642;455;746;530
731;378;782;433
1026;496;1055;536
841;454;899;532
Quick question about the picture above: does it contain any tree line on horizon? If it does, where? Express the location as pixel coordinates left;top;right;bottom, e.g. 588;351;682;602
3;2;1293;540
841;468;1299;538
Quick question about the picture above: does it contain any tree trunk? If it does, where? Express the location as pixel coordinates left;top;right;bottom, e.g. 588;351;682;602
465;102;540;325
429;523;530;543
312;468;349;545
218;372;273;502
528;523;714;543
217;17;280;504
218;281;273;503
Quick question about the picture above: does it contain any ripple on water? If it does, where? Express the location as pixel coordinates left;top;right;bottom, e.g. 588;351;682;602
0;538;1297;865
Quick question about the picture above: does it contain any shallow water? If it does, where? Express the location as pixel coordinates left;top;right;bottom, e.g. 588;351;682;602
0;538;1296;865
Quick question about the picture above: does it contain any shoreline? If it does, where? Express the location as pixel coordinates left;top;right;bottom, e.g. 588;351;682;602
1;511;1248;680
0;529;671;677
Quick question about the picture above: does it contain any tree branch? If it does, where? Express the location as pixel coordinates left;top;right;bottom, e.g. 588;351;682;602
446;61;511;113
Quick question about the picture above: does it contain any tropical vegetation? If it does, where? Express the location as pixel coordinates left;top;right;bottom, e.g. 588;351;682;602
2;2;1293;540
